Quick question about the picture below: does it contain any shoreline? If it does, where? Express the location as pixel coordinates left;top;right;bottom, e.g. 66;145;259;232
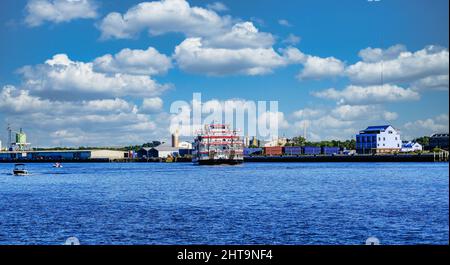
0;153;448;163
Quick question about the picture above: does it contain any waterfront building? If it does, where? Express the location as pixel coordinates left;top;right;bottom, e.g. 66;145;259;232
148;145;180;158
137;147;152;158
356;125;402;154
178;148;193;157
263;137;288;147
87;150;126;160
138;145;184;158
178;141;192;149
401;141;423;152
7;128;31;151
429;133;449;150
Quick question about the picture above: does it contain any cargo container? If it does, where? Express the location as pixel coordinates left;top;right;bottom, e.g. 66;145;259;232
321;146;340;155
264;146;283;156
283;146;302;155
244;148;263;156
302;146;321;155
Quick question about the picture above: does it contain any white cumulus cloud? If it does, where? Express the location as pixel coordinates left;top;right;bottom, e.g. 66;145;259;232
411;74;449;91
0;85;168;146
98;0;232;39
290;104;400;140
173;38;287;76
312;84;420;105
358;44;407;63
0;85;51;113
93;47;172;76
25;0;98;27
332;104;398;121
140;97;164;113
403;114;449;138
292;108;323;119
298;55;345;80
347;45;449;85
206;2;228;12
18;54;170;100
203;22;275;49
280;47;307;64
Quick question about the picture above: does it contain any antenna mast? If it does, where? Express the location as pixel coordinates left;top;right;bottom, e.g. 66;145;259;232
381;33;384;86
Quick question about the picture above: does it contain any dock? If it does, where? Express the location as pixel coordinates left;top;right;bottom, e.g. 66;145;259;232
244;153;449;163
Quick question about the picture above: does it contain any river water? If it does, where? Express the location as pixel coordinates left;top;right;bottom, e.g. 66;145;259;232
0;162;448;245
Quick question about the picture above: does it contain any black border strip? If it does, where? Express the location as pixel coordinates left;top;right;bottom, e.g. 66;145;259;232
0;245;448;263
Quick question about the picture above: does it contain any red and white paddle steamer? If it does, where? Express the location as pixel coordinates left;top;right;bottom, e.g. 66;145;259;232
192;124;244;165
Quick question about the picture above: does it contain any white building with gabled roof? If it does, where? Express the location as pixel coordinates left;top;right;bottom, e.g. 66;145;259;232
401;141;423;152
356;125;402;154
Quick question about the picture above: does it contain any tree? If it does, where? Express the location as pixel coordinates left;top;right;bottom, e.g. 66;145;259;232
414;136;430;147
285;137;356;150
431;147;442;153
290;136;306;146
142;141;161;148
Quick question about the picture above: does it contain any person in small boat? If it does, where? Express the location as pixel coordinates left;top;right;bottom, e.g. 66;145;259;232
13;164;28;175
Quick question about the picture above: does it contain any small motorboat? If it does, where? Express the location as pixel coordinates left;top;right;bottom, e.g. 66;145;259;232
53;162;63;168
13;163;29;176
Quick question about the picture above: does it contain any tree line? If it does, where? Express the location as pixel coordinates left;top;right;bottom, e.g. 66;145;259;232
284;136;356;150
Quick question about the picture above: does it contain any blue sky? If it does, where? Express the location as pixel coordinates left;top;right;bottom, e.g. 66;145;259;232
0;0;448;147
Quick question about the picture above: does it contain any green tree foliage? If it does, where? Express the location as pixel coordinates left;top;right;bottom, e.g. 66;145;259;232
285;137;356;150
432;147;442;153
142;141;161;148
286;136;306;146
413;136;430;147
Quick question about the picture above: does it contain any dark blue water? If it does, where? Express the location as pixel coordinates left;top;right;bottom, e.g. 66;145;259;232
0;162;448;245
